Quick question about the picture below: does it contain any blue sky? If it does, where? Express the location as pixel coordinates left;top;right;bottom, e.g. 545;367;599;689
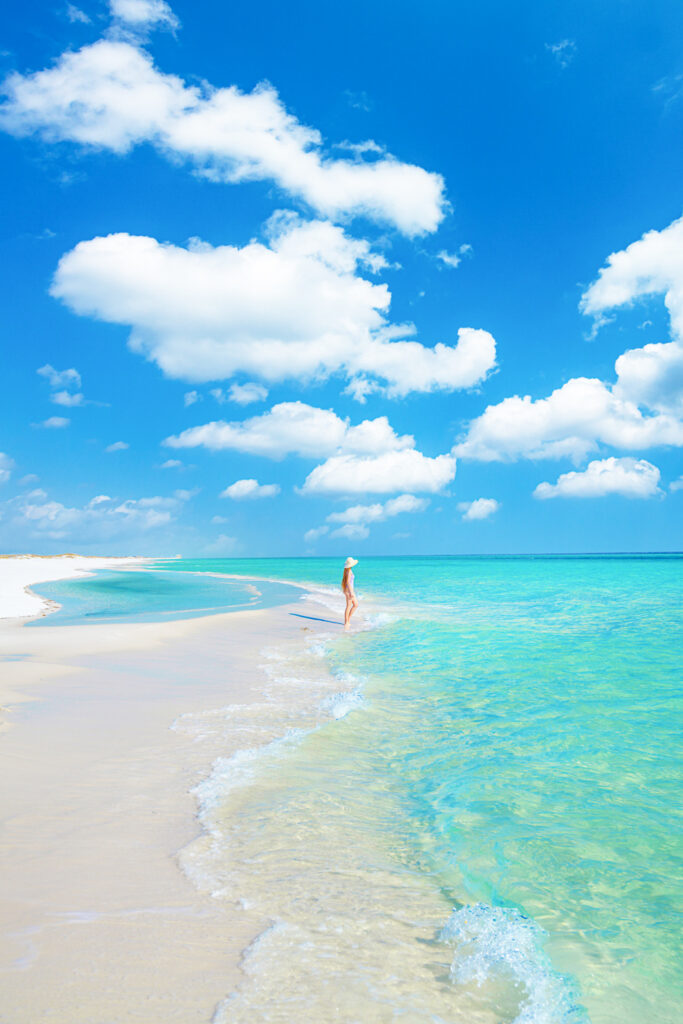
1;0;682;555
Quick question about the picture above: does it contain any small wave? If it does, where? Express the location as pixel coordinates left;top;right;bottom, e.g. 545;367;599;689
440;903;588;1024
193;728;310;821
358;610;397;630
319;686;366;719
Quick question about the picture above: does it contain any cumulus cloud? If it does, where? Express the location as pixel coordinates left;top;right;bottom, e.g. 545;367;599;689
580;217;683;420
38;363;88;406
613;341;683;416
0;39;444;234
301;449;456;496
38;416;70;428
161;458;182;468
165;402;414;460
220;478;280;500
457;217;683;465
534;457;662;500
209;386;266;405
105;440;129;451
580;216;683;342
436;244;471;269
455;376;683;462
0;452;14;483
184;390;200;407
52;389;85;406
50;220;496;396
323;492;428;539
670;475;683;492
457;497;499;520
304;525;329;544
109;0;179;31
4;488;183;540
66;4;91;24
227;382;268;405
37;363;81;389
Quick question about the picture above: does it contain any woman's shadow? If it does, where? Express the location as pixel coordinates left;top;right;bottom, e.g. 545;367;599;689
290;612;340;625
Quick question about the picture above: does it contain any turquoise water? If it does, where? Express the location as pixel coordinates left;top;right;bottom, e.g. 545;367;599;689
28;568;298;625
34;556;683;1021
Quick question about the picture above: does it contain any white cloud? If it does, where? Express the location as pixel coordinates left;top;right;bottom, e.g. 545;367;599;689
106;440;129;452
49;220;495;395
161;458;182;468
330;522;370;540
546;39;576;69
613;341;683;416
304;525;329;544
436;250;461;269
165;402;413;460
66;4;91;24
579;217;683;419
456;217;683;465
324;492;428;538
580;215;683;342
211;514;228;524
52;389;85;406
4;489;181;540
342;376;382;403
348;328;496;399
327;493;427;524
455;376;683;462
227;382;268;405
109;0;179;31
220;479;280;500
436;244;471;269
0;39;444;234
184;390;200;406
37;363;81;389
302;449;456;496
534;457;662;500
670;475;683;492
0;452;14;483
203;533;239;555
38;363;88;407
457;497;500;520
39;416;70;428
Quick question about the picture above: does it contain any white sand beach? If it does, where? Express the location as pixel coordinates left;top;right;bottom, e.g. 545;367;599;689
0;558;342;1023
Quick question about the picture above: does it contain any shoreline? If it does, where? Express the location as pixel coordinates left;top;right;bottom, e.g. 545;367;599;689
0;553;153;621
0;569;349;1023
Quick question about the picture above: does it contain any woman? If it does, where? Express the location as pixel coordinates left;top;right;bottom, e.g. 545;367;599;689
341;557;359;631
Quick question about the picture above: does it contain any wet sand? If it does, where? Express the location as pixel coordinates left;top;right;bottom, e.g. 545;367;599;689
0;599;335;1023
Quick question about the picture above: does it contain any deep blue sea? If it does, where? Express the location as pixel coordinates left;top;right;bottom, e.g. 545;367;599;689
32;556;683;1023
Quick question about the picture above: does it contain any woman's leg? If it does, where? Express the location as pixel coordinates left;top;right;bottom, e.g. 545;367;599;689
344;595;353;629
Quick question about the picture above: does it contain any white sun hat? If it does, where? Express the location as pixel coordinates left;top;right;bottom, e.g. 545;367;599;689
344;557;358;568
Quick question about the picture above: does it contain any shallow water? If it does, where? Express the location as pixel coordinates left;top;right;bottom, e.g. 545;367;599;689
38;556;683;1021
28;568;298;625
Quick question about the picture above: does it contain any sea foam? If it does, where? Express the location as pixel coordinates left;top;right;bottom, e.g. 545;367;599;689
440;903;588;1024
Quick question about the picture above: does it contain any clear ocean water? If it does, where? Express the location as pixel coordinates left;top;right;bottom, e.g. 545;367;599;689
32;556;683;1022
